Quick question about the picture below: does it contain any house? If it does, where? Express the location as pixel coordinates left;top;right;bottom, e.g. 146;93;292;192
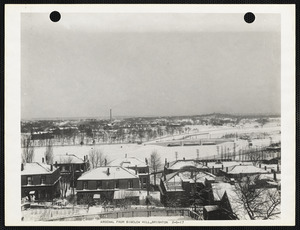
220;164;269;179
206;161;253;175
166;159;208;173
206;182;250;220
159;169;215;207
21;162;60;201
76;166;140;205
52;153;88;187
109;155;149;190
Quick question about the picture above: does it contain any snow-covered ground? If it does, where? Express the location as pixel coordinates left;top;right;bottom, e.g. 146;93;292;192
30;125;280;164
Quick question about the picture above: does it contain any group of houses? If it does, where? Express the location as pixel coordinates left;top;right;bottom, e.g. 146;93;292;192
21;154;151;205
21;151;281;220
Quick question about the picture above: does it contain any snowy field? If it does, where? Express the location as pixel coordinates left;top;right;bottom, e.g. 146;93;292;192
30;125;280;164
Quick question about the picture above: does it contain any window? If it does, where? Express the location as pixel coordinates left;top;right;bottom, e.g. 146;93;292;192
104;181;109;189
128;180;133;189
83;181;88;189
97;181;102;189
27;176;32;185
115;180;119;189
142;178;147;189
41;176;46;184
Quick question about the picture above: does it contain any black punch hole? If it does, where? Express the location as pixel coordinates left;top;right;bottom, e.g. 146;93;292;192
244;12;255;24
50;11;61;22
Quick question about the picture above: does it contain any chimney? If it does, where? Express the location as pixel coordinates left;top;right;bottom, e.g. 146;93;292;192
125;153;127;158
55;161;58;168
21;163;24;171
164;171;166;181
273;171;277;181
264;166;267;171
183;157;185;161
191;171;194;178
222;164;224;170
107;168;110;176
259;163;261;168
167;162;169;168
212;166;215;174
50;164;53;171
277;164;280;172
84;156;86;161
135;165;138;175
145;158;148;165
226;167;228;173
165;158;167;166
42;157;45;163
104;159;107;166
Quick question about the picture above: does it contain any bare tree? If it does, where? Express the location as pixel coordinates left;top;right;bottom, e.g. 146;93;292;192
44;139;54;164
88;148;108;170
59;174;71;199
22;136;35;163
234;176;281;220
149;150;162;186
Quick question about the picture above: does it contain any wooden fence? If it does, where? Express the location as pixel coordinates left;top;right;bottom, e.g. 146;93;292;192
48;208;201;221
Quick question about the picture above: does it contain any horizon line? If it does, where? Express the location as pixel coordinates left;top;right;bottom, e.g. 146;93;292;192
21;112;281;121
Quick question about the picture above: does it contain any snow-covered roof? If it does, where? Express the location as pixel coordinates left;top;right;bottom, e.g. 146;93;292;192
21;162;59;176
162;170;215;191
110;157;147;168
207;161;252;169
204;205;220;212
168;160;206;170
54;154;84;164
211;182;250;220
224;165;268;175
180;171;215;184
78;166;138;180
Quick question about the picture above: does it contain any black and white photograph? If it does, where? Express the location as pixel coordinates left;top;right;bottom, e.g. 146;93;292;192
4;5;295;226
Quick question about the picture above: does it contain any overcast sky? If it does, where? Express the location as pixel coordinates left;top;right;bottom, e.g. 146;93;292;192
21;13;281;119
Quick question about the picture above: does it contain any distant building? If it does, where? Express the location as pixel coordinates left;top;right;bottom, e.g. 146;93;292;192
76;166;140;205
21;162;60;201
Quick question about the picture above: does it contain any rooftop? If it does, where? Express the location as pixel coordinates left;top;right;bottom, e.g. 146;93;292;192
78;166;139;180
53;154;85;164
223;165;268;175
21;162;59;176
110;156;147;168
168;160;207;170
211;182;250;220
